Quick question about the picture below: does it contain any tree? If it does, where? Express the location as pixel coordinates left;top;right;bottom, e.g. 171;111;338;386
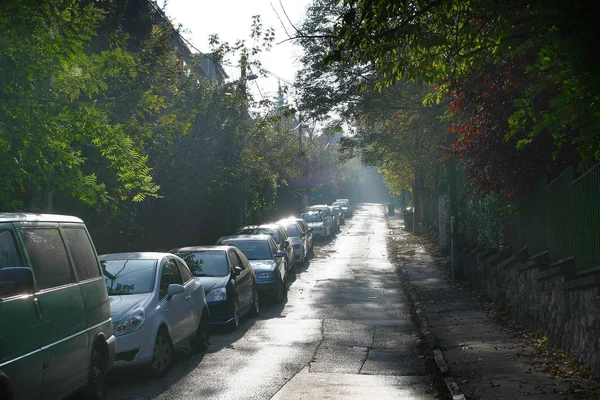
297;0;600;195
0;0;160;211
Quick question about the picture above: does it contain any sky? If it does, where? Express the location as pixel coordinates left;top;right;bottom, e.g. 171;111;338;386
162;0;313;105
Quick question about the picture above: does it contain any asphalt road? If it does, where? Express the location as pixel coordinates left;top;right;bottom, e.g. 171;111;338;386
107;203;432;400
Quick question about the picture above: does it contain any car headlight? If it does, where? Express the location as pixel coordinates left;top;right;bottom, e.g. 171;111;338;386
256;271;275;280
206;287;227;302
114;308;145;337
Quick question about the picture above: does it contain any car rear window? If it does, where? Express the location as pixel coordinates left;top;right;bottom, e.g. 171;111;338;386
223;241;272;260
102;259;157;295
175;251;228;277
283;224;300;237
303;213;323;222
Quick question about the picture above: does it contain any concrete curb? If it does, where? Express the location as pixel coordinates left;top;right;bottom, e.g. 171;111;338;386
405;266;466;400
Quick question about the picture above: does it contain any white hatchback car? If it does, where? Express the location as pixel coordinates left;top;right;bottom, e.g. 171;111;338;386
100;252;209;377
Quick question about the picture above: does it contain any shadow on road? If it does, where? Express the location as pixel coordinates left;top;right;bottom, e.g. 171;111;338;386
106;346;208;396
107;302;275;398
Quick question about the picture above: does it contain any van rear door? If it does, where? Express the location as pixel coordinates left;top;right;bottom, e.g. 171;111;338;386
20;226;87;399
0;225;43;399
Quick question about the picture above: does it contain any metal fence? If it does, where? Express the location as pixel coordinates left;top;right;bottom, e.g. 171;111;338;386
546;169;574;262
505;165;599;274
417;164;600;276
572;165;600;275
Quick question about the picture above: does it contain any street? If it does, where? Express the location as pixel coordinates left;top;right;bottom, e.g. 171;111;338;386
107;204;433;400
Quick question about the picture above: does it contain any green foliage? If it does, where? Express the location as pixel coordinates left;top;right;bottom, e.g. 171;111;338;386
0;0;160;210
0;0;386;252
324;0;600;190
455;167;505;249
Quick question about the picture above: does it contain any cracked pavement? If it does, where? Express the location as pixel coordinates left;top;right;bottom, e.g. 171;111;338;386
106;203;434;400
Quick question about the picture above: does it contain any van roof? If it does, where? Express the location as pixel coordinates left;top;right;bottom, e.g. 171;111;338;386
0;213;84;224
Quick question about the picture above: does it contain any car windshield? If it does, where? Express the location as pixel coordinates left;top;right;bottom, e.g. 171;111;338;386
237;227;281;244
282;224;300;237
333;202;347;207
175;251;228;277
103;259;157;295
303;213;323;222
225;241;272;260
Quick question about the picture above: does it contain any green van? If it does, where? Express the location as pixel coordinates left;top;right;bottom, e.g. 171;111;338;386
0;214;115;400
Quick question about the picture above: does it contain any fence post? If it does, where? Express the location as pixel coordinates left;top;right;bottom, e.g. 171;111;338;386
447;156;463;278
439;195;448;254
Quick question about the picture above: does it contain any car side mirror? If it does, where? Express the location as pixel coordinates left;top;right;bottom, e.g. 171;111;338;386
0;267;34;298
275;250;286;258
167;284;185;299
233;266;243;275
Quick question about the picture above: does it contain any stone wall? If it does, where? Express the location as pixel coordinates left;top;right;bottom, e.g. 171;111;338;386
460;247;600;376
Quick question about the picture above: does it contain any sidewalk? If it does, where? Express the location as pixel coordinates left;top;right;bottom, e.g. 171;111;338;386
387;212;598;400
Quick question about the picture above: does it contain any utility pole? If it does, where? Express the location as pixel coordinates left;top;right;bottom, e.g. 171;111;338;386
298;113;304;151
240;54;247;98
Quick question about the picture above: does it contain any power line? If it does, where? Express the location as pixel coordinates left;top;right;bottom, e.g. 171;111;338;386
265;70;293;86
147;0;296;88
253;81;267;101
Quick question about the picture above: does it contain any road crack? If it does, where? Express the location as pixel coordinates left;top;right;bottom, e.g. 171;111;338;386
308;318;325;372
358;325;377;374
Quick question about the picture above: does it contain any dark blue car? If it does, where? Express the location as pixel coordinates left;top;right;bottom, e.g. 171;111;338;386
170;246;259;330
217;235;288;304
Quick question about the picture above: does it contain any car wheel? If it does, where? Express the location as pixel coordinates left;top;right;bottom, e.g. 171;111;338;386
229;298;240;331
190;310;210;353
274;277;285;304
249;286;260;316
149;328;174;378
82;348;107;400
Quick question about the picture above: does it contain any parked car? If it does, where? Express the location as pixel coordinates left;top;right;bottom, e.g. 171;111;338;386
302;211;332;238
332;206;345;225
230;224;295;270
292;218;314;254
333;199;352;217
305;205;335;237
329;206;344;230
276;219;310;265
328;206;340;232
217;235;287;303
170;246;259;330
0;213;115;400
100;252;209;377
